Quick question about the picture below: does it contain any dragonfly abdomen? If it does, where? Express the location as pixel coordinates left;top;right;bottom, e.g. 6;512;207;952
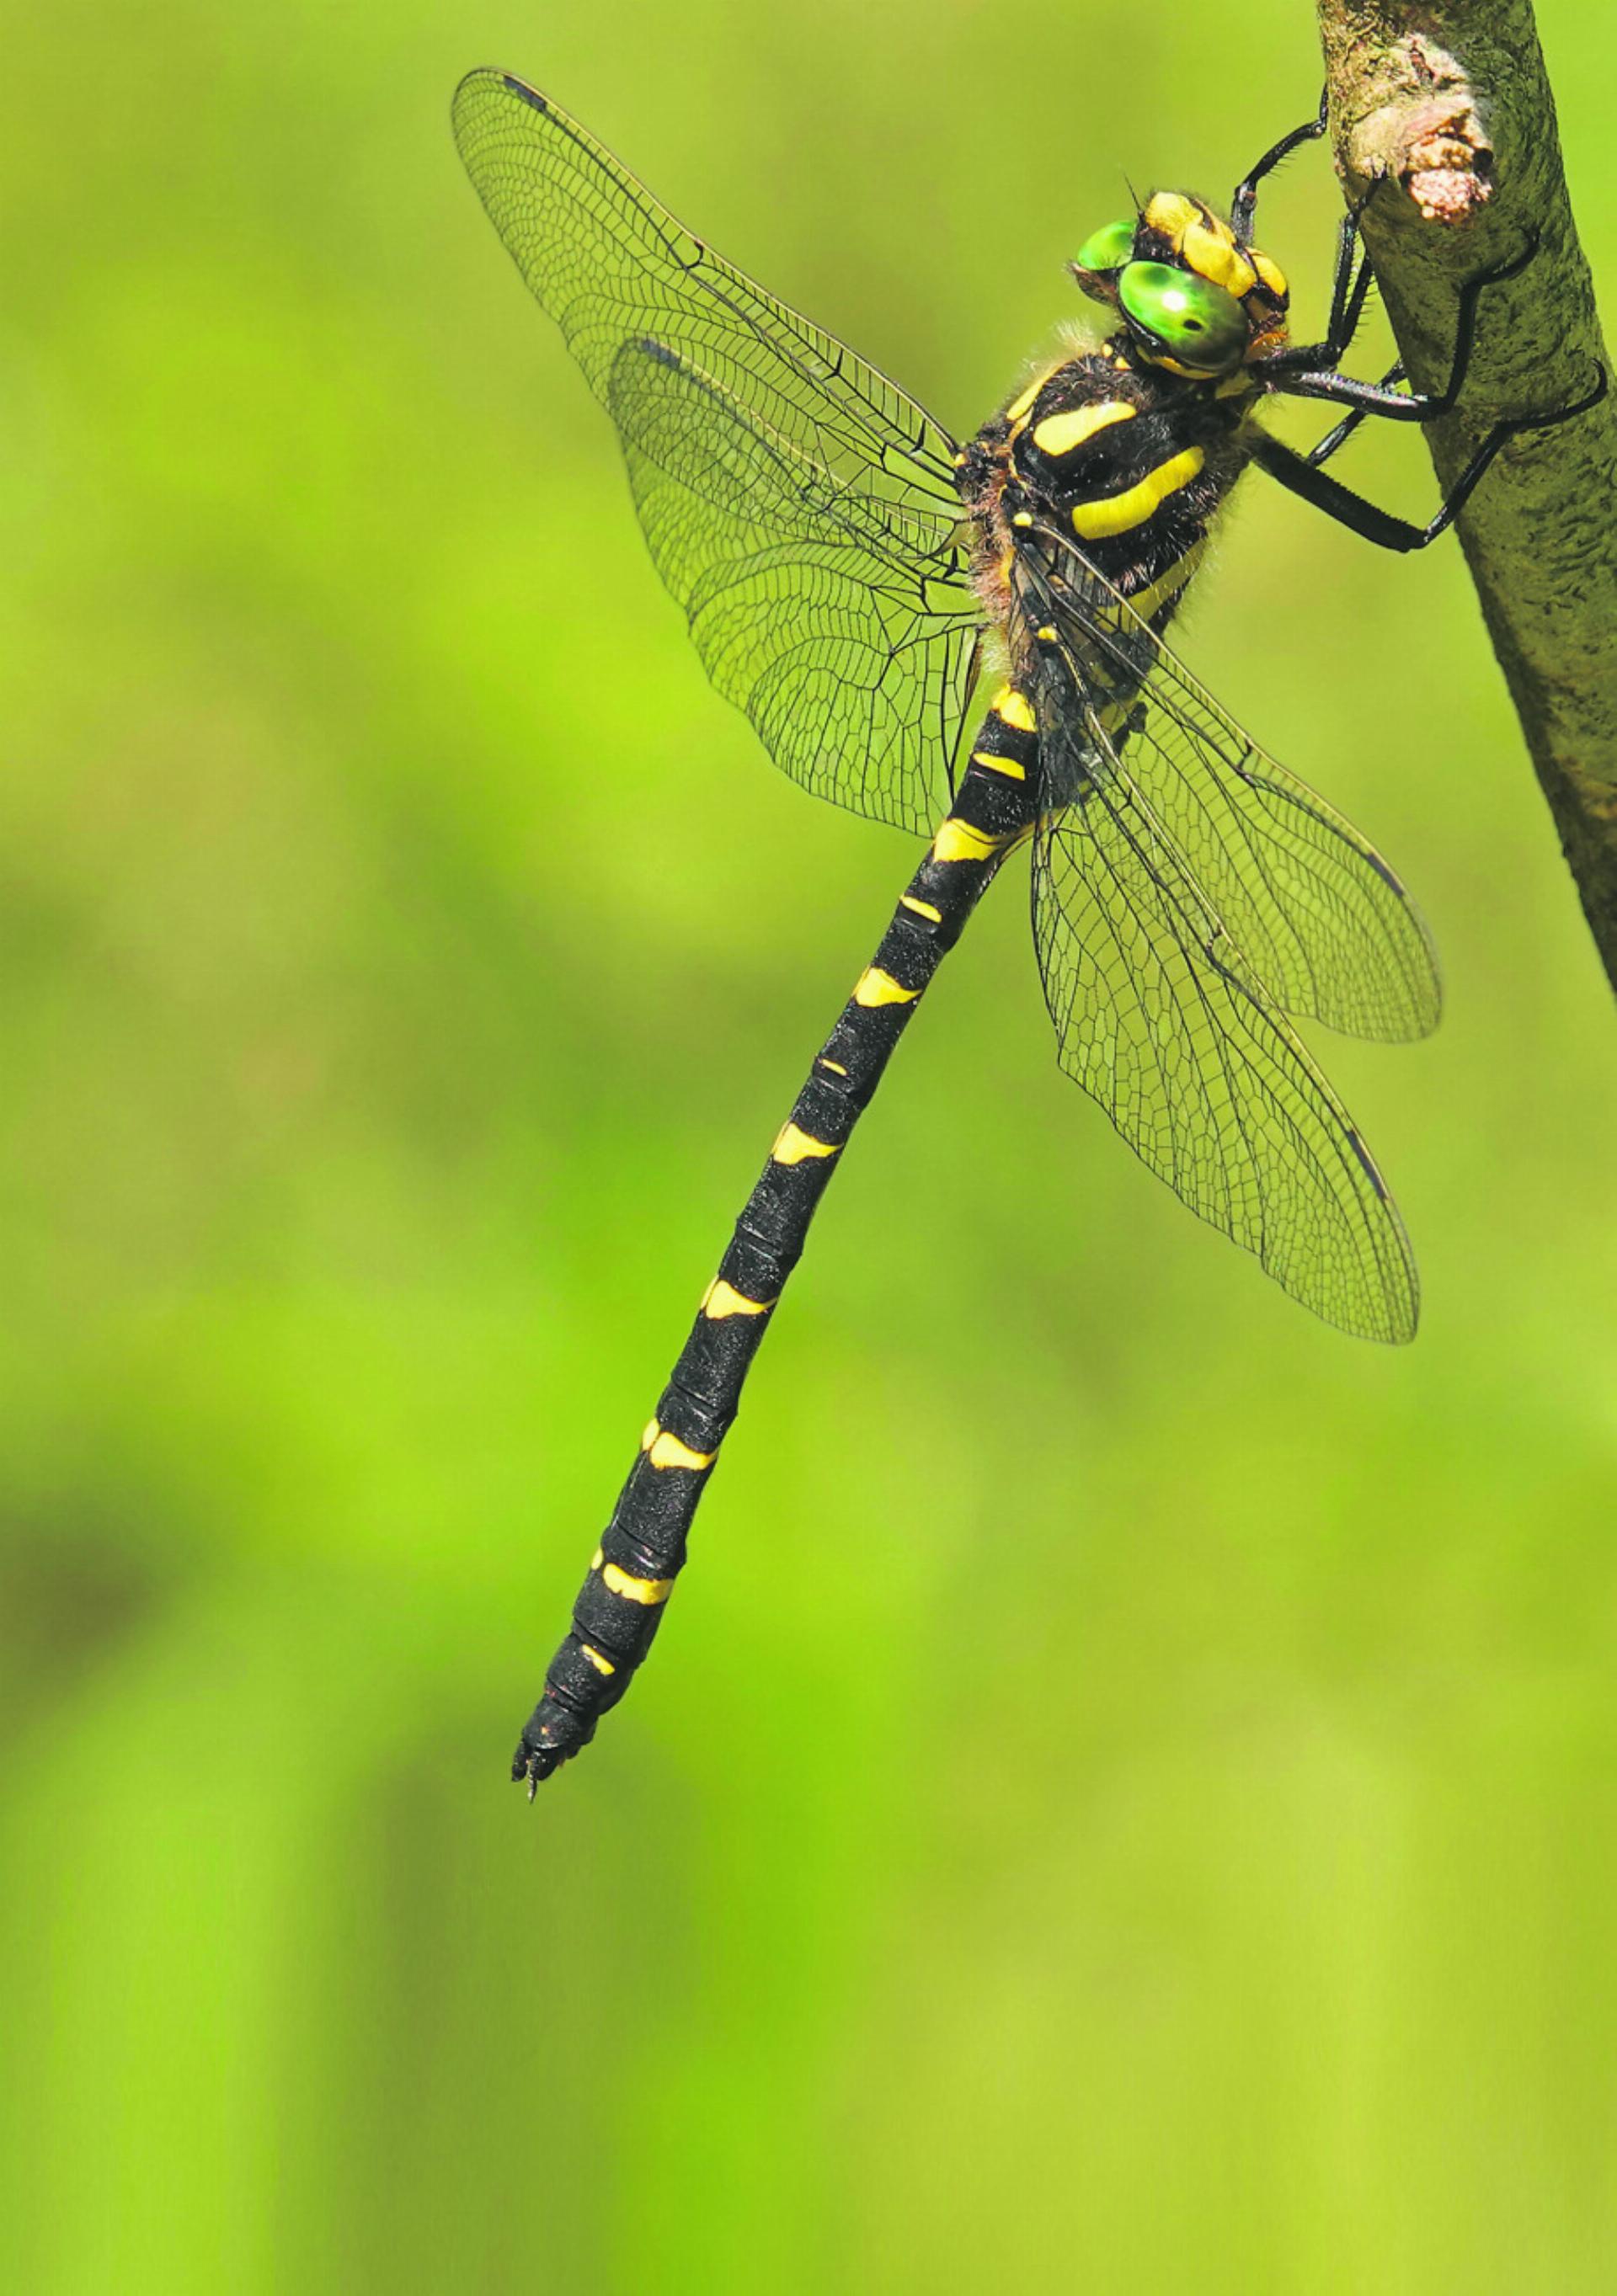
512;691;1040;1788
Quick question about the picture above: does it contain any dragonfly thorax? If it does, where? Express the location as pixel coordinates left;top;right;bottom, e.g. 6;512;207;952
958;344;1253;658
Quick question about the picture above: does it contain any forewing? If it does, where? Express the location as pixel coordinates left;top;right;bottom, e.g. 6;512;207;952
1022;530;1440;1041
453;67;981;832
1031;716;1420;1341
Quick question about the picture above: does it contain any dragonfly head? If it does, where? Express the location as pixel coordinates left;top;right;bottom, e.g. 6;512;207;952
1070;192;1290;377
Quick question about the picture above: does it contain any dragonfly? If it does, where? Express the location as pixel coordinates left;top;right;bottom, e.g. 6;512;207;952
451;68;1603;1790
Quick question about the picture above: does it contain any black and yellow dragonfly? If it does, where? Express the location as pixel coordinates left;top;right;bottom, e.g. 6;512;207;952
452;69;1602;1789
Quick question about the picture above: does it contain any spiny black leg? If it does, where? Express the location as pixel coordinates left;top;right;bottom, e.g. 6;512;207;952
1282;183;1382;370
1323;233;1377;366
1230;103;1378;371
1230;87;1328;241
1294;214;1366;366
1253;364;1608;551
1306;364;1406;469
1263;232;1543;417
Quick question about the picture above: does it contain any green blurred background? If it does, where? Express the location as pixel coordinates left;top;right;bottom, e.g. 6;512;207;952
4;1;1616;2288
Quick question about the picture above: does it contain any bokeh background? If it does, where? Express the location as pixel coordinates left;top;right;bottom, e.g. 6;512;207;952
5;1;1616;2288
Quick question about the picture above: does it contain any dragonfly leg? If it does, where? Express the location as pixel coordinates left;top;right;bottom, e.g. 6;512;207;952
1259;231;1549;418
1304;363;1406;469
1230;88;1328;242
1251;360;1608;551
1282;200;1380;371
1229;93;1378;383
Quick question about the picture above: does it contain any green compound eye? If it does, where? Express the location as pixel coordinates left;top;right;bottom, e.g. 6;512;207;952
1117;260;1248;370
1073;218;1137;274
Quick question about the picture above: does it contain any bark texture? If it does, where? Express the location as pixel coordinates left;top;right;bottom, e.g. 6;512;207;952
1317;0;1617;990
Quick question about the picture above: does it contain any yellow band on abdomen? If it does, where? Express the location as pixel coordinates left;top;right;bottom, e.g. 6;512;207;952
601;1562;675;1606
702;1278;771;1319
931;818;1008;865
991;686;1037;732
772;1121;840;1165
853;967;920;1008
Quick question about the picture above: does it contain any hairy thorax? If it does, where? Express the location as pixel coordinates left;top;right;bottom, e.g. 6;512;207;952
956;338;1259;674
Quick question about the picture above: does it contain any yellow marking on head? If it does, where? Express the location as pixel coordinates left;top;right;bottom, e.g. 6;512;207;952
580;1643;616;1676
1214;369;1257;400
647;1428;716;1470
1143;190;1198;249
900;896;943;923
818;1057;848;1074
1251;250;1288;301
601;1562;675;1605
1182;216;1256;298
1031;400;1136;458
931;818;1008;864
1070;445;1203;541
971;747;1026;781
1005;365;1059;426
1123;538;1207;625
853;967;920;1008
702;1278;771;1319
992;686;1037;732
772;1121;840;1165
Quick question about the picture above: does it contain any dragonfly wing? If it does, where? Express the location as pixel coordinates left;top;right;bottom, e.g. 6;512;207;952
608;336;980;828
1021;530;1441;1042
454;68;981;833
1030;718;1420;1341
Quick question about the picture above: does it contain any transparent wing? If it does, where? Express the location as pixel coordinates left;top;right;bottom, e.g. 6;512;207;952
610;337;982;828
1017;525;1441;1041
1029;692;1420;1341
453;67;982;833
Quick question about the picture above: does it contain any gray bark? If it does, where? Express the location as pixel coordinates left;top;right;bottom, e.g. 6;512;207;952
1316;0;1617;991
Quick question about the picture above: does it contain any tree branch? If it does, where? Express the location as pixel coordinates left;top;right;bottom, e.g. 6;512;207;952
1316;0;1617;992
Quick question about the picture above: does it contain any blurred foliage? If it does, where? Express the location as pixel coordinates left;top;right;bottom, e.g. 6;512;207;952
3;1;1616;2288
